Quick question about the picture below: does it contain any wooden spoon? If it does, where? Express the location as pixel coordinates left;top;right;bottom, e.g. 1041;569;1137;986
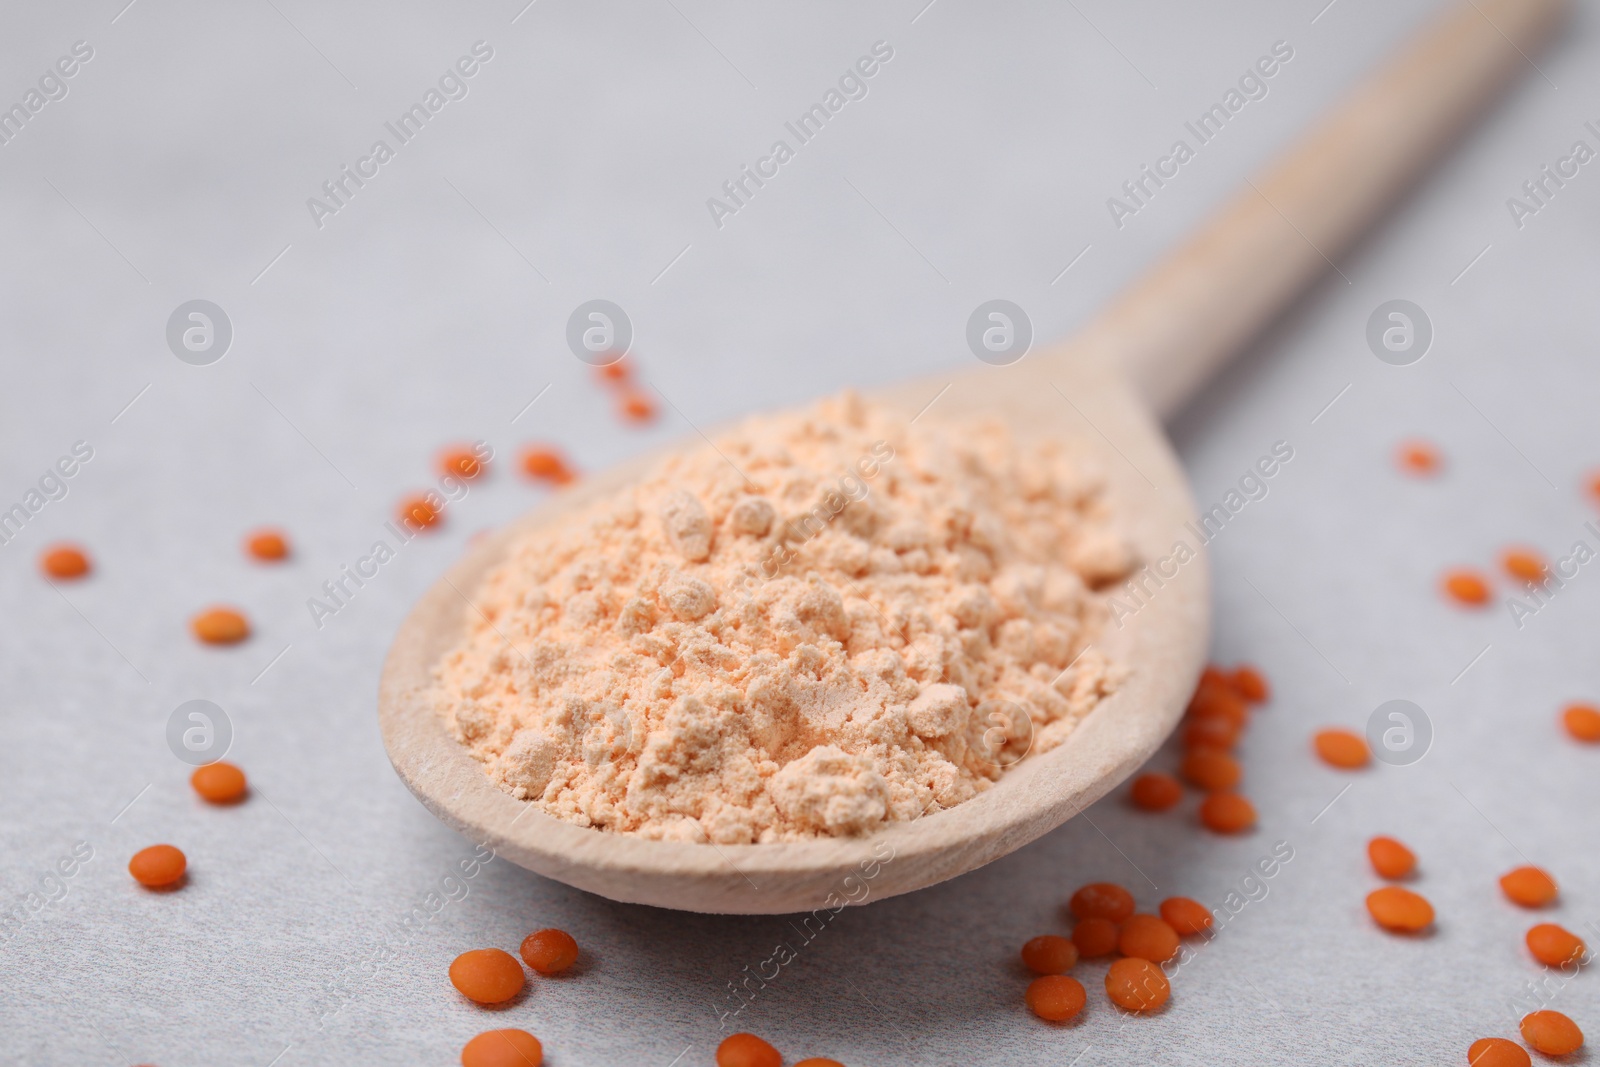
380;0;1564;914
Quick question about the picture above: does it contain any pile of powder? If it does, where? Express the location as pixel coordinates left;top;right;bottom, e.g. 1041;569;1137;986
431;392;1135;843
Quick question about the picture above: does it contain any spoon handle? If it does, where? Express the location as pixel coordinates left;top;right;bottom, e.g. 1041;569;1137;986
1080;0;1567;419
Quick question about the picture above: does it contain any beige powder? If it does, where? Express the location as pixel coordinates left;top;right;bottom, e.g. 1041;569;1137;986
432;392;1134;843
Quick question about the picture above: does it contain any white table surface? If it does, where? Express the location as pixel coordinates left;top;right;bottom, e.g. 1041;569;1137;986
2;1;1598;1064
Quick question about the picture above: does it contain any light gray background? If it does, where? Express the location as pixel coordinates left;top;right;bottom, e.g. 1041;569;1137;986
2;1;1597;1064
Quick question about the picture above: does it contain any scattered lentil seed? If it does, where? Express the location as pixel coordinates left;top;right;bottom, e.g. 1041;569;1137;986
192;607;250;645
461;1028;543;1067
398;494;441;531
619;391;657;423
1011;934;1075;979
1182;716;1240;750
598;360;631;383
128;844;186;888
1563;703;1600;743
519;928;579;975
1501;548;1546;585
190;761;248;804
1313;729;1370;769
1118;914;1180;963
245;529;289;561
40;543;90;579
1158;897;1214;936
1520;1010;1584;1057
716;1033;782;1067
1198;792;1256;834
1104;957;1170;1012
521;446;576;485
1525;923;1585;968
1466;1036;1530;1067
1026;974;1087;1022
1129;772;1183;812
1179;748;1242;792
1499;866;1558;908
1365;886;1434;933
1071;917;1120;958
1069;883;1135;923
1443;569;1491;606
1188;684;1248;728
1367;836;1416;880
1020;935;1078;975
448;949;526;1005
439;445;488;480
1397;440;1442;476
1230;665;1269;703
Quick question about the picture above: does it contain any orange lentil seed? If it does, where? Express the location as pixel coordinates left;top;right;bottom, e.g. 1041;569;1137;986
1026;975;1087;1022
1397;440;1442;475
397;494;441;531
1501;548;1546;584
597;359;631;383
1188;683;1249;727
1525;923;1585;968
1129;772;1183;812
519;928;579;975
1104;957;1170;1012
1467;1036;1531;1067
40;543;91;579
1158;897;1214;936
1069;883;1135;923
1198;792;1256;834
1365;886;1434;933
521;446;575;485
1230;665;1270;703
1179;748;1242;792
1118;914;1181;963
1071;917;1120;958
461;1029;543;1067
128;844;186;888
1183;716;1240;750
1367;836;1416;880
190;761;248;804
1442;569;1491;606
439;445;488;481
1563;703;1600;743
245;529;290;561
1520;1010;1584;1057
1020;934;1078;975
192;607;250;645
619;391;657;423
1314;729;1370;769
716;1032;782;1067
1499;866;1559;908
448;949;526;1005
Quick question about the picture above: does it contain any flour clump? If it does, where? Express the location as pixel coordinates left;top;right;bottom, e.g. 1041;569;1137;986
432;393;1132;842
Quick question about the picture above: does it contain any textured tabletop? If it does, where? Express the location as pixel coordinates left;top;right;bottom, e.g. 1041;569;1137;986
2;1;1597;1064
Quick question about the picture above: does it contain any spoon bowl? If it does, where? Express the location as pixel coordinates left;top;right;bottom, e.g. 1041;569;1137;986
379;350;1205;913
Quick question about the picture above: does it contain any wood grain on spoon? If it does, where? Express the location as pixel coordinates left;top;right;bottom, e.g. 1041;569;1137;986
1105;0;1566;417
379;0;1566;913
